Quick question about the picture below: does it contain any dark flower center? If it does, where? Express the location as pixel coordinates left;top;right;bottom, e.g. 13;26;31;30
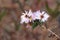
41;15;44;19
25;15;28;18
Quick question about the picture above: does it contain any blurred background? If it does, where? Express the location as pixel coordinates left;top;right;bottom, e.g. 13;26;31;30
0;0;60;40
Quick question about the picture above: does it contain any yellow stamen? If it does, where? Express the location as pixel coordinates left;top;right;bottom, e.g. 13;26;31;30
29;16;32;20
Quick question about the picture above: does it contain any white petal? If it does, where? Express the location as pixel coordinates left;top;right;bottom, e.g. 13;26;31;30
22;13;25;15
20;17;30;24
41;11;45;14
25;10;28;14
28;10;33;16
20;18;25;24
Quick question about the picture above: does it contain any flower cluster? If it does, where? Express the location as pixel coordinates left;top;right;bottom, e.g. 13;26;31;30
20;10;50;24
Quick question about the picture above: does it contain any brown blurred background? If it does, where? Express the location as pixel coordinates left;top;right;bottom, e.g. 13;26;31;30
0;0;60;40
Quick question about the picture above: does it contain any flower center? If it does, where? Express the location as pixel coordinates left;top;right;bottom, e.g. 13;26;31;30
40;15;44;19
25;15;32;20
25;15;28;18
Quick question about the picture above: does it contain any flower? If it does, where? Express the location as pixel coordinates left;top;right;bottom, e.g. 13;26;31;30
32;10;50;22
20;10;33;24
20;13;30;24
40;11;50;22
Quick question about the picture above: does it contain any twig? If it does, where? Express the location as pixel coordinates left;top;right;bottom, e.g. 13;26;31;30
47;29;60;38
42;23;60;39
